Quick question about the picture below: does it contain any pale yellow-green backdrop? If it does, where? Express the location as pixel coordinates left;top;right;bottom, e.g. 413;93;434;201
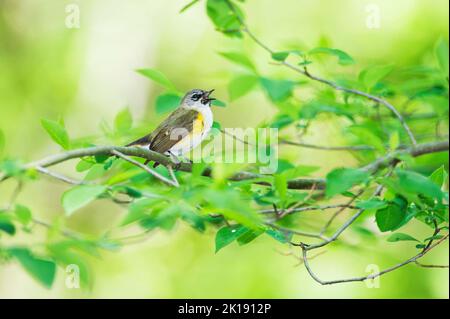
0;0;448;298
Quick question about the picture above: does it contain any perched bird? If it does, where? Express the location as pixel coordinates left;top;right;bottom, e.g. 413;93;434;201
126;89;216;166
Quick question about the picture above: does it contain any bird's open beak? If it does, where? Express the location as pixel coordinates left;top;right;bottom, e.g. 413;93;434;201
202;89;216;104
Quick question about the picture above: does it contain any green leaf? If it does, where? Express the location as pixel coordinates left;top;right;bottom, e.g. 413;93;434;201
228;75;258;101
396;169;443;201
274;174;287;200
435;38;449;77
155;93;182;114
219;52;256;72
424;234;444;241
76;159;94;172
355;199;388;210
41;118;70;149
0;215;15;235
137;69;177;91
215;225;248;253
266;229;292;243
376;202;407;232
271;51;290;62
121;198;161;226
179;0;200;13
359;64;394;90
387;233;420;243
309;47;355;66
15;204;32;225
260;78;295;102
430;165;448;188
204;189;261;228
139;205;180;231
62;185;107;216
0;159;23;176
9;248;56;288
237;228;264;245
207;0;244;38
114;108;132;132
326;168;370;198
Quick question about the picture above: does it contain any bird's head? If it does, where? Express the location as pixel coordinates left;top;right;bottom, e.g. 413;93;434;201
182;89;216;109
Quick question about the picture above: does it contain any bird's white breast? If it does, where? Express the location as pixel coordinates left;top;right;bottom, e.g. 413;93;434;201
169;106;213;156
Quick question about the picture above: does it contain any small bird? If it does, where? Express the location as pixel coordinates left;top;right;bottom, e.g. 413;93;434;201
126;89;216;166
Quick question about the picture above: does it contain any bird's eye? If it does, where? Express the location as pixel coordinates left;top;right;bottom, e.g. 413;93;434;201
192;94;201;101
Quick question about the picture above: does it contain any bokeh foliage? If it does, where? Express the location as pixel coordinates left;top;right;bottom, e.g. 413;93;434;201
0;0;448;298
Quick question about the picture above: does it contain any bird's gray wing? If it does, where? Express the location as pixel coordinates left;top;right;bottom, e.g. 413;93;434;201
126;107;198;154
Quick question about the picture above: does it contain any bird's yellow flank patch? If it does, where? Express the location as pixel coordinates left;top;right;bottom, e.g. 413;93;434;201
192;112;204;134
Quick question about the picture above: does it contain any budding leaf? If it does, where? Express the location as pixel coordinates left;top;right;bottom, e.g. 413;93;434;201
326;168;369;198
387;233;420;243
62;185;107;216
137;68;177;91
41;118;70;150
309;47;355;66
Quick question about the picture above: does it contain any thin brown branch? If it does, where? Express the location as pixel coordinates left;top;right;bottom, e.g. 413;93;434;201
319;190;365;236
112;150;179;187
300;234;449;285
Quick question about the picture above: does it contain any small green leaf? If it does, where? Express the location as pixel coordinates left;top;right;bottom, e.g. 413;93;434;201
266;229;292;243
355;199;388;210
137;69;177;91
326;168;370;198
424;234;444;241
260;78;296;102
376;202;407;232
0;215;15;235
207;0;244;38
219;52;256;72
396;169;443;201
309;47;355;66
212;121;222;130
274;174;287;200
76;160;94;172
15;204;32;225
271;51;290;62
155;93;182;114
121;198;161;226
215;225;248;253
9;248;56;288
114;108;132;132
237;228;263;245
62;185;107;216
359;64;394;90
41;119;70;149
387;233;420;243
228;75;258;101
430;165;448;188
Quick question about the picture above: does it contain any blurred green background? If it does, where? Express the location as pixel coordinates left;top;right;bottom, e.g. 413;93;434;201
0;0;448;298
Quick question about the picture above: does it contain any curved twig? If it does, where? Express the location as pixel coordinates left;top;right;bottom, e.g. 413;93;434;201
300;234;449;285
